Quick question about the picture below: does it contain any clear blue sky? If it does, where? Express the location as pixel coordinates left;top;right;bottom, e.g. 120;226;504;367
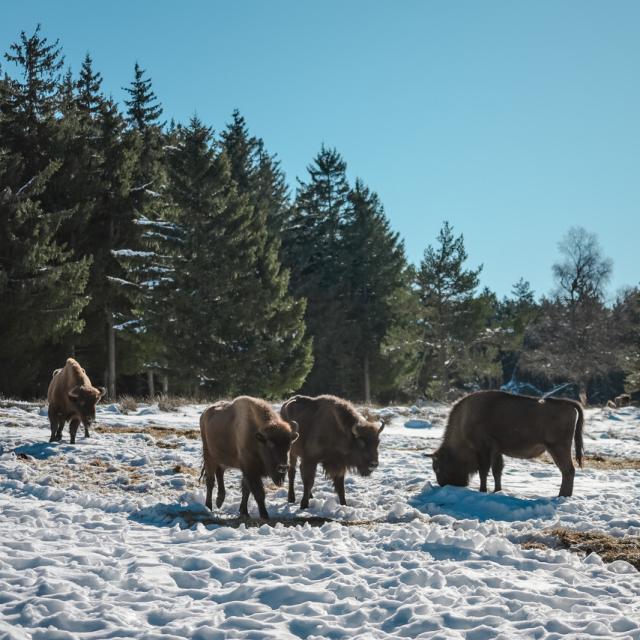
3;1;639;299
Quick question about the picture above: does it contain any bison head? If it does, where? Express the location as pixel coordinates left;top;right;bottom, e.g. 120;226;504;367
350;420;384;477
429;447;471;487
256;421;299;486
68;385;106;427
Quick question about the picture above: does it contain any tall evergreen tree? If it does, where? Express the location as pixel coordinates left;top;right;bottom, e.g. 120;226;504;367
340;179;409;401
496;278;539;383
283;145;352;394
123;62;162;133
413;221;495;399
221;110;290;235
113;63;167;393
165;117;311;396
0;27;91;395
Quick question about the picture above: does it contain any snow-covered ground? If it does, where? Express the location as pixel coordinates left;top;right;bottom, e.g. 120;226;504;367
0;400;639;639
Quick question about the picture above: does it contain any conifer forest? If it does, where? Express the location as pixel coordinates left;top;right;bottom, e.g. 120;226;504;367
1;27;639;404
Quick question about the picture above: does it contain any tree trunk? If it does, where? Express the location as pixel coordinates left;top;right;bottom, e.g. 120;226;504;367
147;370;155;398
364;354;371;404
162;374;169;395
106;310;116;399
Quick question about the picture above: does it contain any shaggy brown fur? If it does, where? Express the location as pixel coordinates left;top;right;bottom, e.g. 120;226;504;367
614;393;631;408
47;358;105;444
280;395;385;509
428;391;584;497
199;396;298;520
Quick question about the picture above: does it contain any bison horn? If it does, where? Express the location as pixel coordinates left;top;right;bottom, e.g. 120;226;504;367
97;386;107;400
68;386;81;399
423;452;435;458
289;420;299;433
351;423;360;438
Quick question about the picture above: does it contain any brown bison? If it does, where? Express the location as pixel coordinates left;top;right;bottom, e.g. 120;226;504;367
427;391;584;497
614;393;631;408
47;358;106;444
280;395;385;509
199;396;299;520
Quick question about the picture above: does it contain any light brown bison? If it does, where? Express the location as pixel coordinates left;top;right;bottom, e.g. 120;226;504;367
427;391;584;497
199;396;299;520
280;395;385;509
47;358;106;444
614;393;631;408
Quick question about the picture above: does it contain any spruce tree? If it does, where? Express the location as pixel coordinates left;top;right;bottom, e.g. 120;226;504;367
113;63;167;393
340;179;409;401
283;145;351;394
0;27;90;395
0;155;90;396
166;117;311;396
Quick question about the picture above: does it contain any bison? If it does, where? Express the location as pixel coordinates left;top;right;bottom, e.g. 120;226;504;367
280;395;385;509
614;393;631;408
47;358;106;444
199;396;299;520
427;391;584;497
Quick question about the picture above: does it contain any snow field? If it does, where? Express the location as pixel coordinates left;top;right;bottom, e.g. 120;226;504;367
0;402;639;638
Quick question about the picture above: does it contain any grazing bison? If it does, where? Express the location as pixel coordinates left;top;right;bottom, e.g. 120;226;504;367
614;393;631;408
280;395;385;509
47;358;105;444
199;396;299;520
427;391;584;497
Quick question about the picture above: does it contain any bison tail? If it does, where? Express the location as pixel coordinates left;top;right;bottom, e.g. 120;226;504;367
574;404;584;468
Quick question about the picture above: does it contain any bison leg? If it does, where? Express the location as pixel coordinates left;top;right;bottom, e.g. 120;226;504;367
300;460;317;510
547;444;575;497
332;475;347;506
215;467;226;508
240;474;269;519
287;453;298;503
69;418;80;445
491;454;504;492
204;471;215;510
48;409;62;443
84;425;90;438
239;477;250;516
478;452;491;493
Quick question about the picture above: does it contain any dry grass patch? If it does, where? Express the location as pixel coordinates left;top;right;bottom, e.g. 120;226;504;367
537;452;640;470
172;464;198;476
118;396;138;415
523;528;640;570
94;424;200;440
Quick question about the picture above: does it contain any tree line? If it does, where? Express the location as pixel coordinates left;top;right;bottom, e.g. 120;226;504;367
1;27;638;404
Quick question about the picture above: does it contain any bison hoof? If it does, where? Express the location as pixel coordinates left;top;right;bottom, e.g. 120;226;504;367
205;501;212;510
216;494;225;508
300;499;309;509
287;493;295;503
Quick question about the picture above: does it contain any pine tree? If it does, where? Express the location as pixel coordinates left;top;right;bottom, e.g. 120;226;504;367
123;62;162;133
340;179;409;401
496;278;539;383
414;221;493;399
283;145;352;394
165;117;312;396
113;63;167;394
0;26;63;178
221;109;290;235
0;155;90;396
0;26;91;395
